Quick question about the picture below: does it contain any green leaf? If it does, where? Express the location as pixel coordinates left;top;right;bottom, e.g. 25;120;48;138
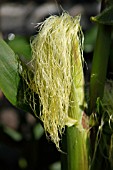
8;35;31;62
0;38;20;105
0;38;39;115
91;5;113;25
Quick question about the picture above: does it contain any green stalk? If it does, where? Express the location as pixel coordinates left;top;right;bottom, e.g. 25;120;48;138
67;126;88;170
89;24;112;169
66;84;88;170
89;24;112;113
89;1;112;170
66;42;89;170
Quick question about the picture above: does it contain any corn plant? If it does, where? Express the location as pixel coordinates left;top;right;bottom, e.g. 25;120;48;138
0;0;113;169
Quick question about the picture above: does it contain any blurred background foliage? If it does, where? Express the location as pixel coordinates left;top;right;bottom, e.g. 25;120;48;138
0;0;108;170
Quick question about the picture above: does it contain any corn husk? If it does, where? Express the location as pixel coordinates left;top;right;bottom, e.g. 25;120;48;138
23;13;84;149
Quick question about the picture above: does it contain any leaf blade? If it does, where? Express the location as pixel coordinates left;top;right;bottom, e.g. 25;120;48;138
0;38;20;105
91;5;113;25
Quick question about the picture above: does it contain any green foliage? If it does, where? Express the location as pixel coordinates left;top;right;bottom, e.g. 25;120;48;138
0;38;36;114
91;5;113;25
0;38;20;105
8;35;31;61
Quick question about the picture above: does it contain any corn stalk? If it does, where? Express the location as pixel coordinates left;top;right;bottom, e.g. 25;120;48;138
89;0;113;169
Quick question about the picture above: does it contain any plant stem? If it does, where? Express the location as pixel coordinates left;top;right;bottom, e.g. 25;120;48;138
89;24;112;113
66;88;88;170
89;23;112;169
89;1;112;170
67;126;88;170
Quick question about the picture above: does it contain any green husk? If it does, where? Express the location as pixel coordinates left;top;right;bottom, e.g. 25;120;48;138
22;13;84;149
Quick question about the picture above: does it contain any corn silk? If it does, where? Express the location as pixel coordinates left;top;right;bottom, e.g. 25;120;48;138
22;13;84;149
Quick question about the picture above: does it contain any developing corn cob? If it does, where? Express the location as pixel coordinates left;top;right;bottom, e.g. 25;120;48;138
22;13;84;149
